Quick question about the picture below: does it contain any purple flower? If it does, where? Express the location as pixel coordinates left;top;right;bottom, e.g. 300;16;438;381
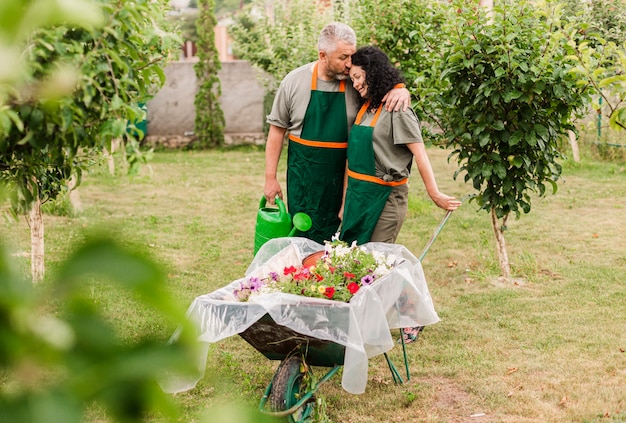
269;271;279;281
361;275;374;286
248;277;261;291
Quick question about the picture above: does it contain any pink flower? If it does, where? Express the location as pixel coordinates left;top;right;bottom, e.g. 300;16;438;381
361;275;374;286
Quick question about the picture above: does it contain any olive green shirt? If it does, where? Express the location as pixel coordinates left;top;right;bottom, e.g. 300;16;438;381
267;62;360;137
356;106;424;181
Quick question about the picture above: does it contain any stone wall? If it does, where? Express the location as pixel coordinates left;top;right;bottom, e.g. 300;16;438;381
145;60;267;147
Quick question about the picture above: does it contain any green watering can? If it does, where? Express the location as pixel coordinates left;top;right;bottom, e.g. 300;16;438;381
254;196;312;255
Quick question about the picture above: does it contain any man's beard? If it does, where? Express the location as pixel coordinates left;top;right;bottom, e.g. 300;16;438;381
334;73;348;81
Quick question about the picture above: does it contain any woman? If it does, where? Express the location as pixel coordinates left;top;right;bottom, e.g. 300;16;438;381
339;46;461;343
340;45;460;245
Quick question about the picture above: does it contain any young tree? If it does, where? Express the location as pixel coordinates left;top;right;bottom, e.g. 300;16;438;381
352;0;590;280
438;1;589;280
0;0;179;282
192;0;225;149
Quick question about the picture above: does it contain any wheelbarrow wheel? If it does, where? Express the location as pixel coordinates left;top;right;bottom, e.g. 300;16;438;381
269;356;310;418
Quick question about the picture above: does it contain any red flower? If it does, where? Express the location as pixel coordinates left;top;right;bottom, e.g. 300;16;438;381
347;282;360;294
284;266;297;275
324;286;335;299
294;269;310;281
315;273;324;282
344;272;356;279
329;266;336;273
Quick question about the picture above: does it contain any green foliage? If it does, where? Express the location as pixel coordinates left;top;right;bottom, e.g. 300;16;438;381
215;0;251;18
0;0;102;99
229;0;333;92
0;237;199;422
437;1;589;219
563;0;626;132
0;0;179;214
192;0;225;149
41;190;77;217
586;0;626;45
169;9;200;43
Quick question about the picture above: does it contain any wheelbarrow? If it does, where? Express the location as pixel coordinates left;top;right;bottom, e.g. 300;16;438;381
239;304;408;423
237;210;455;422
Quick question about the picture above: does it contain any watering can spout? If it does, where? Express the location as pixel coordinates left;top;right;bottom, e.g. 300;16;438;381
288;212;312;237
254;196;312;255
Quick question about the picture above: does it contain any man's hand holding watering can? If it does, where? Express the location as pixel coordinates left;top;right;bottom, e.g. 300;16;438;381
264;177;283;206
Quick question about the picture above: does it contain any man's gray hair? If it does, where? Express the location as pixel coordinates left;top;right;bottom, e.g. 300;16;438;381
318;22;356;54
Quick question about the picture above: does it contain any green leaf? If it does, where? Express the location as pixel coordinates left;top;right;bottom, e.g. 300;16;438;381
533;124;549;139
478;134;490;147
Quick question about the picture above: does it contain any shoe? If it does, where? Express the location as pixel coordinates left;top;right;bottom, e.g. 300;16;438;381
399;326;424;344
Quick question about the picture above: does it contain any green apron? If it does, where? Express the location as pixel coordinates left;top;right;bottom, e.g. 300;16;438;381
340;102;407;245
287;63;348;244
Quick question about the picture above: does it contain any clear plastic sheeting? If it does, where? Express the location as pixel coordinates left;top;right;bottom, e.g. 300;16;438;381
160;237;439;395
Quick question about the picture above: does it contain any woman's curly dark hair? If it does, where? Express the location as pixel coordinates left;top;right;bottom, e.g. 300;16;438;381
351;46;405;110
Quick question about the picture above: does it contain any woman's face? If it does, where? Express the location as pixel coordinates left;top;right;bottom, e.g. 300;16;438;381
349;65;368;98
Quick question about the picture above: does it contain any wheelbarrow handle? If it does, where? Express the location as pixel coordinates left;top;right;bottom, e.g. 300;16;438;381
417;193;474;261
418;209;453;262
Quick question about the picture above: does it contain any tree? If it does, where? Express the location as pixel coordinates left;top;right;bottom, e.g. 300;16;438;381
437;1;589;280
0;0;179;282
353;0;590;280
192;0;225;149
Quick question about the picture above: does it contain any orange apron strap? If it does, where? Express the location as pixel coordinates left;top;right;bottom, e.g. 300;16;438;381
355;101;383;125
347;169;408;187
289;134;348;149
311;62;345;92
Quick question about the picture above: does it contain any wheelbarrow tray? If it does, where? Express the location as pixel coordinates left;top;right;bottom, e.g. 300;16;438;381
162;237;441;395
239;312;346;367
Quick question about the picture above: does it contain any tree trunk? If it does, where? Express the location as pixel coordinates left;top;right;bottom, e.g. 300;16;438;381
105;137;123;175
26;198;45;283
568;130;580;162
68;173;82;213
490;208;511;280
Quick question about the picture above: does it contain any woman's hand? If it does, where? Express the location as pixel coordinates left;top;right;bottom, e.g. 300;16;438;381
431;192;462;211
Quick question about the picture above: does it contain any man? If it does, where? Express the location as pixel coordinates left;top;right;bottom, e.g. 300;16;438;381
264;22;409;244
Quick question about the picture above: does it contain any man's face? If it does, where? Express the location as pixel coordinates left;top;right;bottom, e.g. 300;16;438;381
320;40;356;81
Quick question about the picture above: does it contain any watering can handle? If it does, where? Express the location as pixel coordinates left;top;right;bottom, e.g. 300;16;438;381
259;195;287;215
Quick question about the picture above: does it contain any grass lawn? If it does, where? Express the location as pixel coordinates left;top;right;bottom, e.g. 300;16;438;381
2;145;625;423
